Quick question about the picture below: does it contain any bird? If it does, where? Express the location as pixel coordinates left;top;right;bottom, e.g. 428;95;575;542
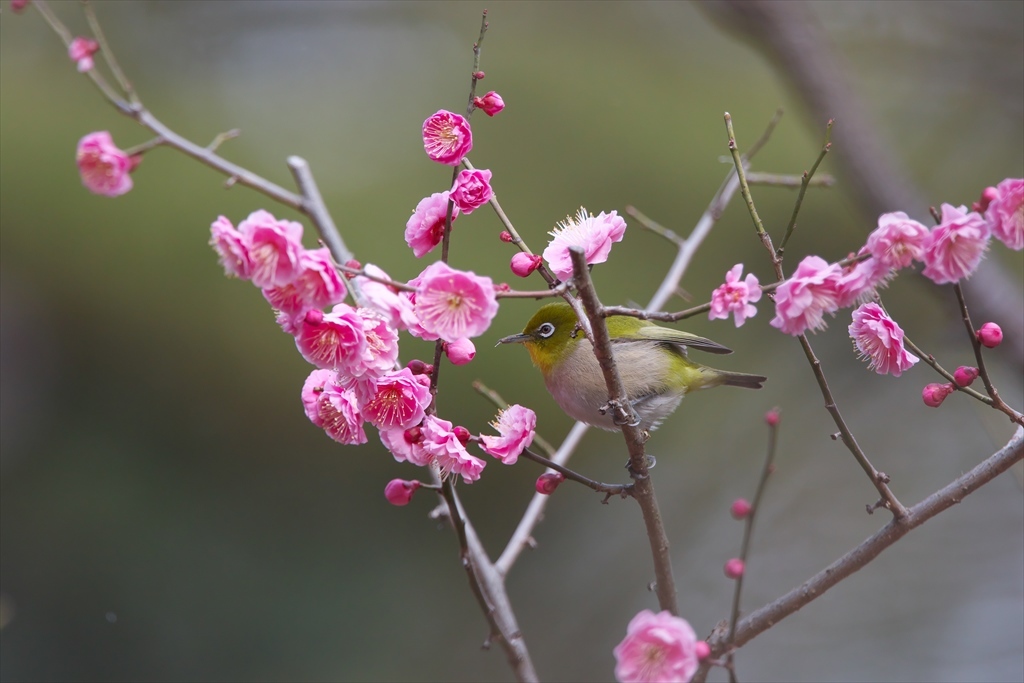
497;302;766;431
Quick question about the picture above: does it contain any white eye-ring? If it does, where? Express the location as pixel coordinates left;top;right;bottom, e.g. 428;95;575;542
537;322;556;338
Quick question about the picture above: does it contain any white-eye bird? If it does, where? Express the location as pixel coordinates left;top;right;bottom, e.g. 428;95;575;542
497;302;766;431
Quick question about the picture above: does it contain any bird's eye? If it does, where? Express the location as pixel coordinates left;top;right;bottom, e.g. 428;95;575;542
537;322;556;338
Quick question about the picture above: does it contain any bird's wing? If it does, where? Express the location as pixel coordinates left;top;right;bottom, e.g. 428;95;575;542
629;326;733;354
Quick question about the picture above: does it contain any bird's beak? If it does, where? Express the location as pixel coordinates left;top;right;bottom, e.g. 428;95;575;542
496;332;532;347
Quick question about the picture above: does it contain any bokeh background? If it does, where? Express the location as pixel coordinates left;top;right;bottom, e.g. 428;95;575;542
2;1;1022;681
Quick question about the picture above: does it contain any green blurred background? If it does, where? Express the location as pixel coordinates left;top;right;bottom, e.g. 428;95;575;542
1;1;1022;681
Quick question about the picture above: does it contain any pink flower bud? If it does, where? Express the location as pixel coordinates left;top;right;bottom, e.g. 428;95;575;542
343;259;361;279
764;409;780;426
403;426;423;444
977;322;1003;348
444;337;476;365
384;479;420;506
695;641;711;661
304;308;324;325
953;366;980;387
730;498;752;520
499;231;514;243
535;472;565;495
972;186;999;214
68;36;99;72
922;382;955;408
473;91;505;117
453;426;471;445
405;359;433;376
473;71;485;80
11;0;31;13
495;282;511;292
724;558;745;579
510;252;543;278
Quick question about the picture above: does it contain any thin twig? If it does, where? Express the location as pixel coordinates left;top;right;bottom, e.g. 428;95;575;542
778;119;833;255
745;172;835;188
518;448;633;499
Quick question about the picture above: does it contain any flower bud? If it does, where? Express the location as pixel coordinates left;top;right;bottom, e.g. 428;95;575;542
724;558;745;579
444;337;476;365
922;382;955;408
953;366;979;387
304;308;324;325
535;472;565;495
510;252;543;278
473;91;505;117
977;322;1003;348
499;230;514;243
472;70;485;80
384;479;420;506
971;186;999;214
764;409;780;426
343;259;361;279
730;498;752;520
406;359;434;376
453;426;471;445
695;641;711;661
403;426;423;444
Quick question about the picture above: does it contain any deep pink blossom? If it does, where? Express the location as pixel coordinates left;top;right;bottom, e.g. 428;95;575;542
355;264;414;332
300;369;366;445
294;305;367;372
444;337;476;365
262;247;347;316
479;404;536;465
865;211;930;270
922;382;954;408
450;168;493;214
977;322;1003;348
535;472;564;495
76;131;135;197
68;37;99;72
237;210;305;289
770;255;842;336
422;110;473;166
613;610;700;683
510;252;543;277
384;479;421;506
209;215;252;279
405;191;459;258
848;303;919;377
921;204;990;284
542;207;627;281
473;91;505;117
412;261;499;342
355;368;431;431
985;178;1023;250
708;263;761;327
420;415;486;483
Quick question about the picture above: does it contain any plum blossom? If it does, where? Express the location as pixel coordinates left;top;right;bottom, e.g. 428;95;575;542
412;261;499;342
985;178;1023;250
262;247;347;316
848;303;919;377
770;255;842;336
68;37;99;72
209;215;252;279
384;479;421;506
450;168;493;214
237;210;306;289
422;110;473;166
921;204;990;284
510;252;543;277
613;610;700;683
473;91;505;116
835;248;891;308
355;368;431;431
420;415;486;483
294;305;367;372
542;207;627;281
353;309;400;379
708;263;761;327
76;131;136;197
300;369;366;445
865;211;930;270
405;191;459;258
479;404;536;465
355;264;414;332
443;337;476;365
977;322;1003;348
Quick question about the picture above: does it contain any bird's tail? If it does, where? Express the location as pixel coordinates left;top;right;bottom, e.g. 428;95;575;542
715;370;767;390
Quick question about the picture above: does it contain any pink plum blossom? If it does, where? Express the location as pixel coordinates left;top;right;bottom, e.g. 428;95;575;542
444;337;476;365
473;91;505;116
479;404;536;465
835;248;892;308
294;305;367;372
985;178;1023;250
353;309;400;379
510;252;543;277
708;263;761;327
921;204;990;284
422;110;473;166
405;191;459;258
209;215;252;279
355;368;431;431
262;247;347;316
542;207;627;281
769;255;843;336
848;303;919;377
613;610;700;683
68;37;99;72
237;210;306;289
865;211;930;270
300;368;366;445
384;479;421;506
355;264;414;332
450;168;494;214
76;131;135;197
420;415;486;483
977;322;1003;348
379;427;418;465
412;261;499;342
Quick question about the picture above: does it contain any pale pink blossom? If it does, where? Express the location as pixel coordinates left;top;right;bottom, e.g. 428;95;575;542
977;322;1003;348
300;369;366;445
865;211;930;270
412;261;499;342
444;337;476;365
209;215;252;279
708;263;761;327
420;415;486;483
479;404;536;465
613;610;700;683
985;178;1023;250
769;255;843;336
76;131;135;197
68;37;99;72
379;427;418;464
355;264;414;332
542;207;627;281
535;472;564;495
450;168;493;214
724;558;745;579
473;91;505;117
921;204;990;284
355;368;431;431
294;305;367;372
422;110;473;166
262;247;347;316
922;382;954;408
353;309;400;378
848;303;919;377
835;249;892;308
237;210;305;289
510;252;543;277
405;191;459;258
384;479;421;506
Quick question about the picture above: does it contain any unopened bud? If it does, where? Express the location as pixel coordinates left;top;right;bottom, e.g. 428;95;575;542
977;322;1003;348
472;70;485;80
695;641;711;661
535;472;565;495
922;382;955;408
453;426;471;445
403;426;423;444
764;408;780;426
724;558;745;579
499;231;514;243
495;282;511;292
343;259;361;279
304;308;324;325
384;478;420;506
972;186;999;214
510;252;543;278
730;498;752;520
444;337;476;365
953;366;979;387
406;359;433;376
